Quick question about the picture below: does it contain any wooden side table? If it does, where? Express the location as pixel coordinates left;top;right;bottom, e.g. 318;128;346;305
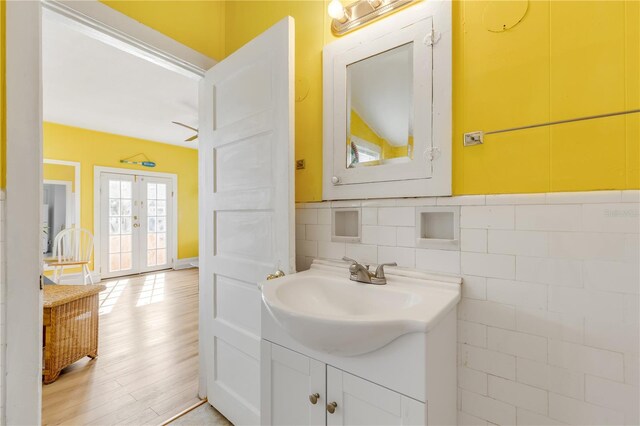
43;284;106;384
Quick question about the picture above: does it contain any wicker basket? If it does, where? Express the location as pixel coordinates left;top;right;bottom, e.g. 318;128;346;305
43;284;106;384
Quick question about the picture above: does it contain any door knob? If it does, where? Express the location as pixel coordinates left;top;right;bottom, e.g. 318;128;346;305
309;393;320;404
327;401;337;414
266;270;285;280
133;223;140;228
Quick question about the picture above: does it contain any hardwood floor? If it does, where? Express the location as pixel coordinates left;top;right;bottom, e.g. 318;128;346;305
42;269;201;426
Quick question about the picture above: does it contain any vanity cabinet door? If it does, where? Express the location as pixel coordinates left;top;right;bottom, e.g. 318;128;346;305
261;341;326;426
326;366;425;426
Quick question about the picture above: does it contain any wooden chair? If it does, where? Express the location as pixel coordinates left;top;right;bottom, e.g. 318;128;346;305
49;228;95;285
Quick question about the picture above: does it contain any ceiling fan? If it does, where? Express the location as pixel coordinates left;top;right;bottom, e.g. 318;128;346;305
172;121;198;142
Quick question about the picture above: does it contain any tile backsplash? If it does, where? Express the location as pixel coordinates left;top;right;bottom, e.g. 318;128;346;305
296;190;640;426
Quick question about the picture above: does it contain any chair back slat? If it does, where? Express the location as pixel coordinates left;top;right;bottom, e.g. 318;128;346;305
53;228;94;263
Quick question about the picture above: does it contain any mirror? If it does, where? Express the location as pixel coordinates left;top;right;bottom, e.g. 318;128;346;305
323;2;451;200
346;43;413;168
43;160;80;256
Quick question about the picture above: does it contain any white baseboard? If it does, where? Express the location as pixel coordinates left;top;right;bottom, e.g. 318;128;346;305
56;271;102;284
174;257;199;270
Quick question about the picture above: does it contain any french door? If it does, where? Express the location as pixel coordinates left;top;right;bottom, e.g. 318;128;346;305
100;172;174;278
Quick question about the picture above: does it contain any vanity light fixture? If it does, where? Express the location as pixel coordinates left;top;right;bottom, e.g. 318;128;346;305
328;0;348;22
328;0;416;35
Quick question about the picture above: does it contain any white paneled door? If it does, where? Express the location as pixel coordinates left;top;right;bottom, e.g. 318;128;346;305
100;172;174;278
199;17;295;426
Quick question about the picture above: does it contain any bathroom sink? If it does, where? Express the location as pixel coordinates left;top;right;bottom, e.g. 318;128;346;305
260;260;461;356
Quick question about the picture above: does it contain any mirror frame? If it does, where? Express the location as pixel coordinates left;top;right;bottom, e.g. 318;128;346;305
43;159;81;265
323;0;451;200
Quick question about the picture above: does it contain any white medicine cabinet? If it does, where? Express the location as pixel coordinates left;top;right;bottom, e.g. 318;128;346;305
322;1;452;200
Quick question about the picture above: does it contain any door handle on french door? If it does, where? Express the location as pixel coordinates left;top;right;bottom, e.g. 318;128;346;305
133;223;140;228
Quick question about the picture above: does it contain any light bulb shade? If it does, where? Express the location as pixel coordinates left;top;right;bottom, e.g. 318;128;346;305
328;0;346;20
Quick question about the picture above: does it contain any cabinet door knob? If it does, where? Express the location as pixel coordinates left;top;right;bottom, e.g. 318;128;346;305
331;176;341;185
327;401;337;414
309;393;320;404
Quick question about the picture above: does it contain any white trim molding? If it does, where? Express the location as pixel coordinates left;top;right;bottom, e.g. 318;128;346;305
5;2;43;424
174;257;199;270
4;2;210;417
43;158;81;230
42;0;217;79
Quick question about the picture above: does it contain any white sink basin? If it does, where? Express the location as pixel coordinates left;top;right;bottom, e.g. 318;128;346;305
261;261;461;356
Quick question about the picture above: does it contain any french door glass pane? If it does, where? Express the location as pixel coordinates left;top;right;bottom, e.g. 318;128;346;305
148;233;157;249
147;249;157;267
108;179;134;273
109;181;120;198
157;233;166;249
121;234;132;252
121;200;132;216
146;182;168;267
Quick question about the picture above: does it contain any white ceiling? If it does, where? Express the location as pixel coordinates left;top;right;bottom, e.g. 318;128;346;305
43;14;200;149
349;43;413;146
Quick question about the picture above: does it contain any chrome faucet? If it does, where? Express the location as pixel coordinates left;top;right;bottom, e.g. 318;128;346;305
342;257;397;285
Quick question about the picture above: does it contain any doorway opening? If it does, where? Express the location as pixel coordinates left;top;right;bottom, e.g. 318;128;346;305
5;1;214;424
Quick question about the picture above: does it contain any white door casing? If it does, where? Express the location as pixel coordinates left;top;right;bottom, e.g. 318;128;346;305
5;0;210;422
5;2;43;424
198;17;295;425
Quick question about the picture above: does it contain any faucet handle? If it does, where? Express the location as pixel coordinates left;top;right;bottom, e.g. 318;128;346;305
342;256;358;265
343;256;360;274
375;262;397;278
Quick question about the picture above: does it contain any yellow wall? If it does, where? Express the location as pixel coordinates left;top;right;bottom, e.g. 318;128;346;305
43;163;76;192
2;1;638;198
224;0;640;200
43;122;199;260
455;0;639;194
100;0;226;60
225;1;330;202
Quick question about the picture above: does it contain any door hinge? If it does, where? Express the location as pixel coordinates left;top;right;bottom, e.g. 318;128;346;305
424;29;441;46
425;147;441;162
39;275;44;290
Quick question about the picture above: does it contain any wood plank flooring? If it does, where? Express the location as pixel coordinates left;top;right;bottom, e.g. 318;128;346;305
42;269;201;426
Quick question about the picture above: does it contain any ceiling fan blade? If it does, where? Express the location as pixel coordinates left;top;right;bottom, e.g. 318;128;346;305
172;121;198;132
185;134;198;142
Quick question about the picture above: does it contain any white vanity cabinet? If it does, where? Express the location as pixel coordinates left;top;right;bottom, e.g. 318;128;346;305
261;342;426;426
261;342;326;426
260;260;461;426
326;366;425;426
